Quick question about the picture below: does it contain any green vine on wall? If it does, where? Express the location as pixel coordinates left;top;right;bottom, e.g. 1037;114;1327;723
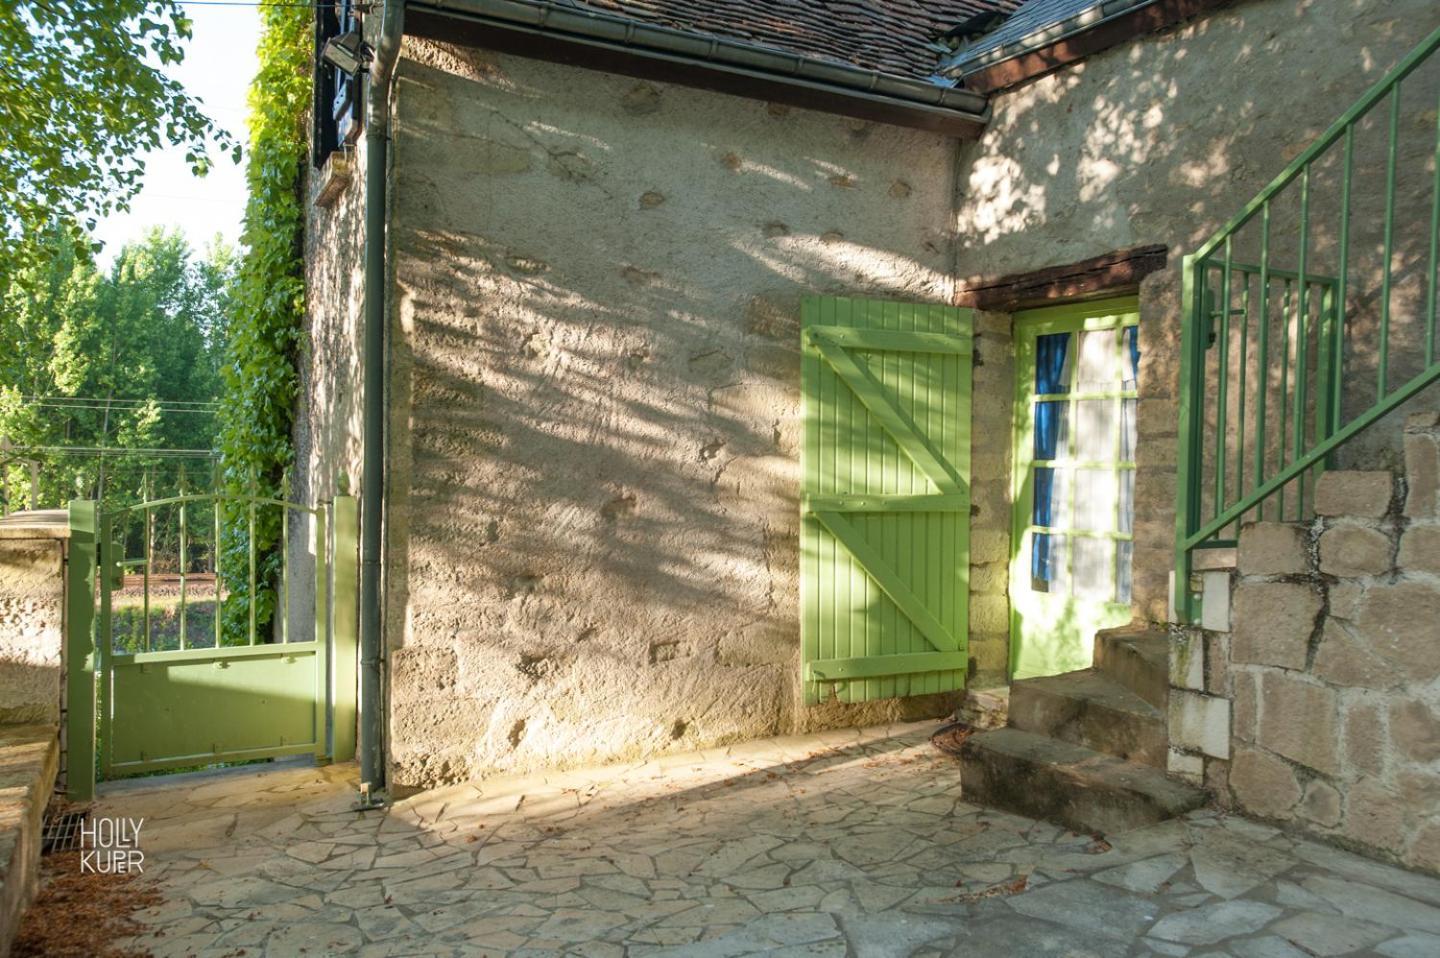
216;3;311;641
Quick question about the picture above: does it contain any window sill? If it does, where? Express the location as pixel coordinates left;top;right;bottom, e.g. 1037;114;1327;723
315;150;354;209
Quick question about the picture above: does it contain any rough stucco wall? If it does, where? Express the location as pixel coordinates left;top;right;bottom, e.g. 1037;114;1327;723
296;86;371;676
0;536;64;725
954;0;1440;622
299;144;366;511
381;39;979;789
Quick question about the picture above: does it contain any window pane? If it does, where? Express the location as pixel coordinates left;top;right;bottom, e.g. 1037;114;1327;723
1121;398;1138;461
1034;401;1070;460
1036;332;1071;394
1123;326;1140;389
1117;541;1135;604
1119;469;1135;535
1076;399;1118;461
1032;467;1070;529
1032;532;1069;592
1075;468;1119;533
1077;329;1118;391
1074;536;1115;600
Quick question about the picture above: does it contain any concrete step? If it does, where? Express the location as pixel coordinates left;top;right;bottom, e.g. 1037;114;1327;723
1094;627;1170;710
959;727;1207;836
1008;669;1167;768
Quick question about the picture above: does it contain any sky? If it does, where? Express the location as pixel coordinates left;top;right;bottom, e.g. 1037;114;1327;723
91;3;262;266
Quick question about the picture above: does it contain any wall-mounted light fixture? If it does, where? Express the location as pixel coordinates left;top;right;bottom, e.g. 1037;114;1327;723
321;29;372;75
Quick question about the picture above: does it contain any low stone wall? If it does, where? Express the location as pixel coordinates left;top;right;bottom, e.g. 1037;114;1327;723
1175;414;1440;874
0;725;60;958
0;513;68;726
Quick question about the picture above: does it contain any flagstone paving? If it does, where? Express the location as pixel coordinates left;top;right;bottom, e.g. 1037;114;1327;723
85;721;1440;957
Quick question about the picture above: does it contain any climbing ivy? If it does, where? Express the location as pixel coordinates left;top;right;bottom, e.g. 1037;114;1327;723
216;3;311;641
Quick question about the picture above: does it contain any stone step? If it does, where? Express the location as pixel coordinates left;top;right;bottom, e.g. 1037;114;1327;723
0;724;60;956
959;728;1207;836
1008;669;1167;768
1094;627;1170;710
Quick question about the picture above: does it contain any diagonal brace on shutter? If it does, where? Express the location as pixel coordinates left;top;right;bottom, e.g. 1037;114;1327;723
810;510;960;654
807;328;968;495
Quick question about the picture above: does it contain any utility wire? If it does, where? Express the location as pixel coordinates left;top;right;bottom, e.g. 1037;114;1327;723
7;446;218;458
22;402;219;415
19;396;222;408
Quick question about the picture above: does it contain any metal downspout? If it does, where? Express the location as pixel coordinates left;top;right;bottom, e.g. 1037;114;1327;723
360;0;404;802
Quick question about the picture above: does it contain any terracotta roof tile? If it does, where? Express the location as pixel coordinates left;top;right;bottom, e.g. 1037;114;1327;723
556;0;1023;81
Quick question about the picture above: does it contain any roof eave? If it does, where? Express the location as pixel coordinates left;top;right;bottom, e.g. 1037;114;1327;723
402;0;992;137
943;0;1232;94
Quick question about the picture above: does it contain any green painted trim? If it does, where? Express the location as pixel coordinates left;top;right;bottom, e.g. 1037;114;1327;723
1029;459;1136;469
1035;390;1138;401
1005;296;1140;332
65;500;97;802
812;510;959;653
803;493;969;513
1024;527;1135;541
807;650;969;681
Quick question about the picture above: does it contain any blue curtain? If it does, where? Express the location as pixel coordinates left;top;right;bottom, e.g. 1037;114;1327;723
1125;325;1140;386
1032;333;1070;581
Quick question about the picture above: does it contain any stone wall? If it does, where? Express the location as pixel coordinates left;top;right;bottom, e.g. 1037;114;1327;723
953;0;1440;622
375;39;1000;790
968;311;1015;688
0;517;68;726
1174;414;1440;874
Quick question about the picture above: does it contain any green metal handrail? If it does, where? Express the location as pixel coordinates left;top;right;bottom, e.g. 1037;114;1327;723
1175;24;1440;622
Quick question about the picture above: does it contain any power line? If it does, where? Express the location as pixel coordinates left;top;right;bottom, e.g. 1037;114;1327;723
19;396;222;409
6;446;218;458
21;402;219;416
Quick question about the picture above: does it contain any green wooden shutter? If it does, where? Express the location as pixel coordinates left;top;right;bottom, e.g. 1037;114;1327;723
801;297;973;704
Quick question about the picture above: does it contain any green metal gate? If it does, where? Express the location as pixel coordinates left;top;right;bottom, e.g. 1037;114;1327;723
64;493;359;800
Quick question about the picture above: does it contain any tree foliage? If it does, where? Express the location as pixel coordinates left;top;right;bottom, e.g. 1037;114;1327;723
0;1;237;287
0;227;232;509
215;2;312;641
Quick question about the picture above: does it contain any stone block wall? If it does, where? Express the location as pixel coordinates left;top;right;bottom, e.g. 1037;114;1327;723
967;310;1014;689
0;519;67;725
1174;413;1440;874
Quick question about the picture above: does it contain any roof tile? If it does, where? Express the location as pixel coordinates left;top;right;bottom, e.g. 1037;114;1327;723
556;0;1022;81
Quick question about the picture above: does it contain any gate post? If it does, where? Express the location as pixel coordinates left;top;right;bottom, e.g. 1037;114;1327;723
313;503;329;762
331;496;359;763
65;500;97;802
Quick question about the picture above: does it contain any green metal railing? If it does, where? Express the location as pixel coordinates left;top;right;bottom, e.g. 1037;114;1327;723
1176;24;1440;622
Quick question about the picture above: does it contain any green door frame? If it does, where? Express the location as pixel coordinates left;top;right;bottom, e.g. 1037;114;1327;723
1009;297;1140;680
